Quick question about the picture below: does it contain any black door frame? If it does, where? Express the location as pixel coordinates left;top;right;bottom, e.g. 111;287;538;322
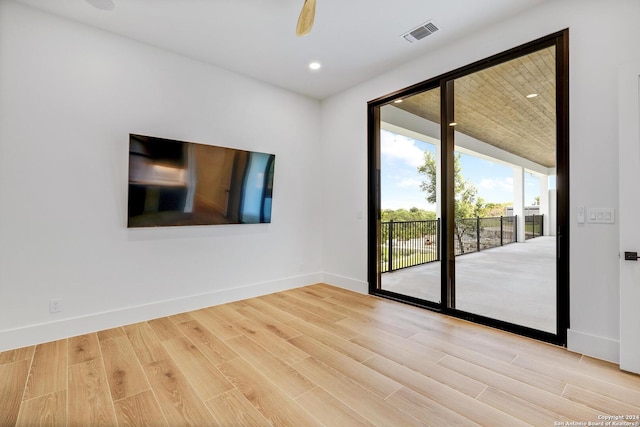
367;30;569;346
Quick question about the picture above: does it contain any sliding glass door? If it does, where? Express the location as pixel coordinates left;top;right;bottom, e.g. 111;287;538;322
368;31;568;345
451;46;557;334
377;88;441;306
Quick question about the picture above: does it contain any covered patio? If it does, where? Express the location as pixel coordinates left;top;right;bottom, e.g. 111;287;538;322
381;236;556;333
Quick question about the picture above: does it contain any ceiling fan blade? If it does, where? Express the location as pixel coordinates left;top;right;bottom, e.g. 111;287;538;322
296;0;316;37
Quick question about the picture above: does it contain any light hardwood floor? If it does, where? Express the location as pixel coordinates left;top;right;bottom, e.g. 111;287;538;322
1;283;639;426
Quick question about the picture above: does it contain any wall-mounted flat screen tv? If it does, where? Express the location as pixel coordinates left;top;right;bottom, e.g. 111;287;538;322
128;134;275;227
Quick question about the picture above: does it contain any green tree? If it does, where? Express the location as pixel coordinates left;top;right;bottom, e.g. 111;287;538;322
417;151;484;253
380;208;436;242
479;202;510;218
381;207;436;222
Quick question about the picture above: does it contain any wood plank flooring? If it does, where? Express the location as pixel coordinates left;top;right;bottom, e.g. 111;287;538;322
1;283;639;426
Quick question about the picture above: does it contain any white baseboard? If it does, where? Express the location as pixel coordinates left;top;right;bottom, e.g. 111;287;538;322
567;328;620;364
0;272;323;352
322;273;368;294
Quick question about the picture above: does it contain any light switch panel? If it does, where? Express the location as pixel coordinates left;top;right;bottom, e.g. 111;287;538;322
586;208;615;224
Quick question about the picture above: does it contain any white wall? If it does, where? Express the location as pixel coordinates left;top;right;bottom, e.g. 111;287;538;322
0;2;323;351
321;0;640;362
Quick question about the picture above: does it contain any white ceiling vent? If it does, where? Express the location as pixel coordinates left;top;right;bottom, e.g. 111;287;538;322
402;21;439;43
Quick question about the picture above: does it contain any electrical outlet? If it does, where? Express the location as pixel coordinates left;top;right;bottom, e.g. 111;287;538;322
50;298;62;313
577;206;585;224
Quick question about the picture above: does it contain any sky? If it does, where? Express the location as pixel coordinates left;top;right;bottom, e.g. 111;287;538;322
380;129;543;211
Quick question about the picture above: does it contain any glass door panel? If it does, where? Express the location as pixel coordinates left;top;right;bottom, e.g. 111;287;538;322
451;46;557;333
377;88;441;304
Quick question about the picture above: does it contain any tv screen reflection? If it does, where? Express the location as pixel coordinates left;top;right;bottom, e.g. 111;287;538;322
128;134;275;227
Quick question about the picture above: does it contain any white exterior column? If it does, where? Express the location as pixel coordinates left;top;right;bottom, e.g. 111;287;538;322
538;173;549;236
435;142;442;220
513;166;525;242
548;189;557;236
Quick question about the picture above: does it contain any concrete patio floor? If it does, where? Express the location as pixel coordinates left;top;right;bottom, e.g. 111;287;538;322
381;236;556;333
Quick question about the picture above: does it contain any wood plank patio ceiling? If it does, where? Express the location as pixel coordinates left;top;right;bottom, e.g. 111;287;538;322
395;47;556;168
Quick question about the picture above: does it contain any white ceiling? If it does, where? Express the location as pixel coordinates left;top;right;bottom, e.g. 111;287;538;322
13;0;549;99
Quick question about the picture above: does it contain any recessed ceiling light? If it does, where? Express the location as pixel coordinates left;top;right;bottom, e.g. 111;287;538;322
309;62;321;70
86;0;115;10
449;122;457;127
526;93;538;99
394;99;403;104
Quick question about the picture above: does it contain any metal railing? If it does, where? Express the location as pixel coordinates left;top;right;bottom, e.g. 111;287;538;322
525;214;544;240
454;216;517;256
381;219;439;273
381;216;518;273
